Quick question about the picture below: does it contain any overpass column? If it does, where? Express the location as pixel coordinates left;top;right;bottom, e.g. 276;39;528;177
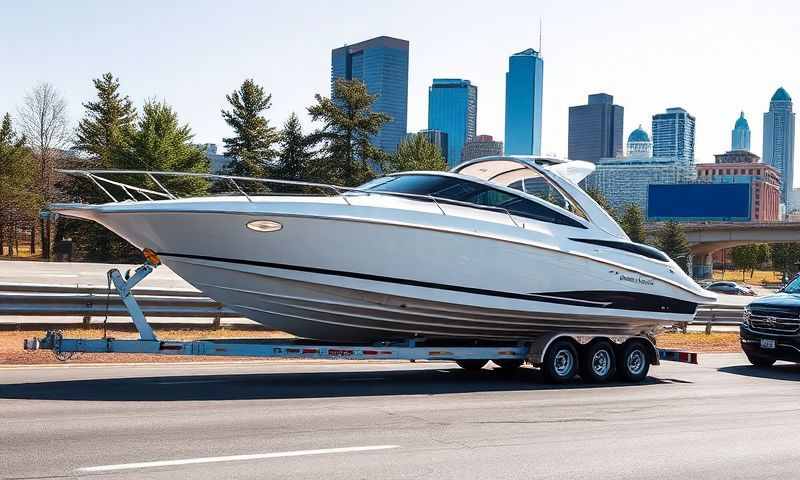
692;253;713;279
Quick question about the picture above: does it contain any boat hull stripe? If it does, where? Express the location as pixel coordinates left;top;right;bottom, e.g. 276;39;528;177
158;252;697;314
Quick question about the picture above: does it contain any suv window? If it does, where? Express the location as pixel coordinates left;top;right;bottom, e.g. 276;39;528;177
361;174;586;228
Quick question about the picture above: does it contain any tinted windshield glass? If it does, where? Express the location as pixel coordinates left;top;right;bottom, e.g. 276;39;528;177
361;175;585;228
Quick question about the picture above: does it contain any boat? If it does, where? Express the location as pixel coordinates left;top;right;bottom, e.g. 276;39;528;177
50;156;716;342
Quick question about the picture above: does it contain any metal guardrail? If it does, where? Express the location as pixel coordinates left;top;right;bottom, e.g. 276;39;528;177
0;283;239;328
0;283;746;331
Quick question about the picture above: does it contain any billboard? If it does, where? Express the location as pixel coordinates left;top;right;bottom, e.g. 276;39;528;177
647;183;751;221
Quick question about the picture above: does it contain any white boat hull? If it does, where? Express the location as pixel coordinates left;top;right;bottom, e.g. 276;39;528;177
54;199;712;341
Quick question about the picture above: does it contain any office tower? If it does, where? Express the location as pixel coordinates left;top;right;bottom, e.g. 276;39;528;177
567;93;624;162
504;48;543;155
731;111;751;151
652;107;696;163
462;135;503;162
763;87;796;206
331;36;409;153
427;79;477;167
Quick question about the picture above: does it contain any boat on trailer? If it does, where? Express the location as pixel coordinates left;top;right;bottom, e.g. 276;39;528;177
33;156;714;382
50;155;715;343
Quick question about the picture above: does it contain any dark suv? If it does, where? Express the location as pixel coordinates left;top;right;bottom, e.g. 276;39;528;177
740;277;800;366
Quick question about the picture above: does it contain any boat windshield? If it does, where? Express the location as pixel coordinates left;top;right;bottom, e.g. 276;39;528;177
356;174;586;228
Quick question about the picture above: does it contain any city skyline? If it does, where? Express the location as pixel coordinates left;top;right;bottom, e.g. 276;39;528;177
427;78;477;167
4;1;800;174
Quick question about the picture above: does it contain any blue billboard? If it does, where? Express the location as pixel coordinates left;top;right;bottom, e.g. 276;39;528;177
648;183;751;221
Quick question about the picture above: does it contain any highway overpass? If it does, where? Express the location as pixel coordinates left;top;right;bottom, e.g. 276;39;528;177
648;222;800;278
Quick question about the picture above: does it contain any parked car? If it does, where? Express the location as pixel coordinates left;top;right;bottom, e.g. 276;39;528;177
741;276;800;366
704;281;757;296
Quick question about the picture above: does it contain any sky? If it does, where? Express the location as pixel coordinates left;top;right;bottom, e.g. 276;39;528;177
2;0;800;172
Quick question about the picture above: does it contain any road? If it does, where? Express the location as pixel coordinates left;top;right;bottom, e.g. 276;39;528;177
1;355;798;479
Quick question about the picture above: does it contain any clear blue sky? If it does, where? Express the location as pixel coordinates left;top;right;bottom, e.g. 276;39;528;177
2;0;799;170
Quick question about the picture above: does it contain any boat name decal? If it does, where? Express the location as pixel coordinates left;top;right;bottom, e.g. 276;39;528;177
619;274;654;286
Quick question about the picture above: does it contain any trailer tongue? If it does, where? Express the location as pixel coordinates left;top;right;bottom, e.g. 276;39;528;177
23;253;698;384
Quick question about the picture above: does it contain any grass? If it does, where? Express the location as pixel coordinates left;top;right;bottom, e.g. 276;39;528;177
656;332;740;353
713;269;782;284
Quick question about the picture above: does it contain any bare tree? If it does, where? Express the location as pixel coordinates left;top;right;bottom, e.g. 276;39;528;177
17;82;70;259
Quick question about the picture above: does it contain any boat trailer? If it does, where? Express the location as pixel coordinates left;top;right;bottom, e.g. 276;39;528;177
23;252;698;383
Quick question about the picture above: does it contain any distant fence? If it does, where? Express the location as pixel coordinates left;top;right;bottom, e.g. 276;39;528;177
0;283;745;333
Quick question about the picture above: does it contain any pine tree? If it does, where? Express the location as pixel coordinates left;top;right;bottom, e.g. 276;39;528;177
387;133;446;173
0;113;40;255
273;112;312;181
620;204;646;244
307;79;390;186
221;79;279;177
122;100;209;196
656;221;690;271
74;73;137;166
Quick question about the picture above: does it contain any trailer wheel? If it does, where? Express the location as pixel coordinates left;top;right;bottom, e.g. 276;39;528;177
617;340;650;383
455;359;489;371
542;339;578;383
746;353;776;368
493;359;524;370
580;340;616;383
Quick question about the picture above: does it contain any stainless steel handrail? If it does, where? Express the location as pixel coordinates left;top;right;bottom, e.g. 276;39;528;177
58;169;527;227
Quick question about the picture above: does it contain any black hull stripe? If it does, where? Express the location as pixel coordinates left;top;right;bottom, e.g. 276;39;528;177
159;252;697;314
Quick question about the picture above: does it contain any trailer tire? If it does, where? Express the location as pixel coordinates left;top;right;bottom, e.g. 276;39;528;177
542;339;578;384
617;340;650;383
455;359;489;371
493;359;525;370
580;340;616;383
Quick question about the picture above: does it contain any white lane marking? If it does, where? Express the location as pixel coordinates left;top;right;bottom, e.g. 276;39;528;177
78;445;400;472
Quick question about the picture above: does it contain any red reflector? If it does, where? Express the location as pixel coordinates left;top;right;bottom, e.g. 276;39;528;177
363;350;378;355
287;348;300;353
303;348;319;354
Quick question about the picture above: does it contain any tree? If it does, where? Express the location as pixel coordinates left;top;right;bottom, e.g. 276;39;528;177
272;112;313;181
770;243;800;283
307;79;390;186
386;133;446;173
0;113;40;256
74;73;137;166
656;221;690;271
16;82;70;258
620;204;646;244
221;79;279;177
122;100;209;194
731;245;758;281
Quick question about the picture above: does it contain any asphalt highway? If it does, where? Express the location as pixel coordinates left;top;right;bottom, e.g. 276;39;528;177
1;354;799;479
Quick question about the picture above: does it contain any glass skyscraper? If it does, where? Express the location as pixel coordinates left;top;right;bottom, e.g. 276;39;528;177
652;107;695;163
427;79;477;168
504;48;543;155
567;93;624;162
762;87;795;206
731;111;751;151
331;36;409;154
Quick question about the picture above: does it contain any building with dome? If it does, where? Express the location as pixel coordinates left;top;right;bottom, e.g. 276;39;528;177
626;125;652;158
763;86;795;207
587;126;694;215
731;112;751;151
